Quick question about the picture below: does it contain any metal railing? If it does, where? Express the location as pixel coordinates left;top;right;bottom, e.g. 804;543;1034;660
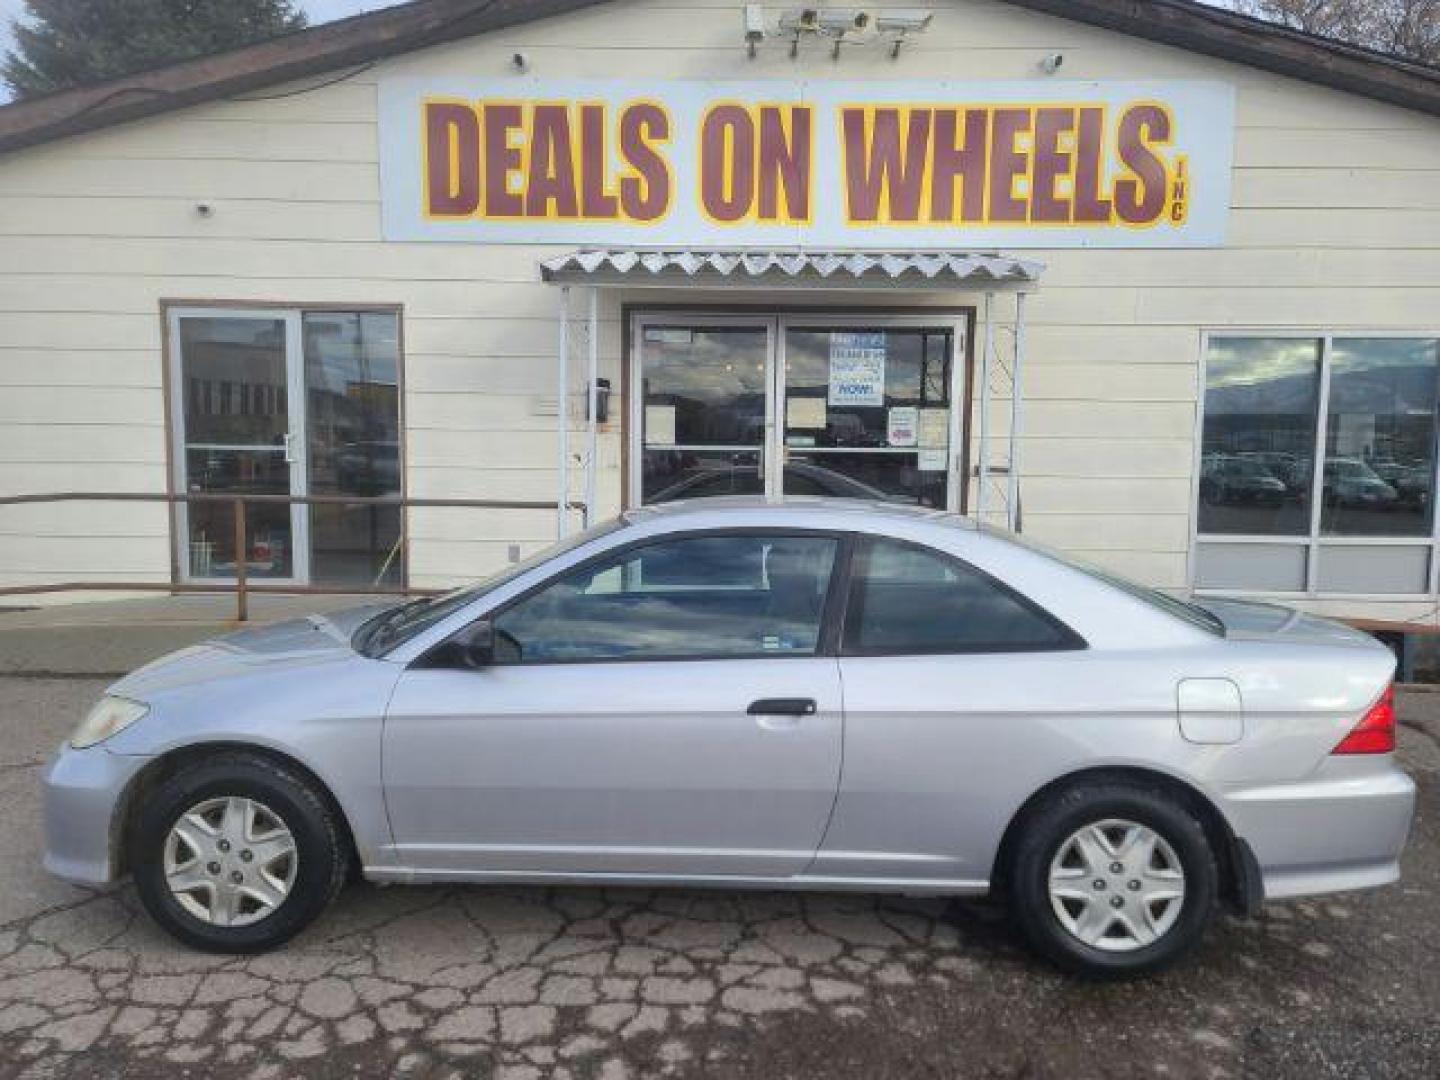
0;491;584;621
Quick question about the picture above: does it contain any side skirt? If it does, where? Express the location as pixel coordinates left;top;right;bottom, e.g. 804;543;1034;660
363;866;991;897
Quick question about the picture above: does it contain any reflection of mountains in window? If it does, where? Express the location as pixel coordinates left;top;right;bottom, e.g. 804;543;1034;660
1208;363;1439;416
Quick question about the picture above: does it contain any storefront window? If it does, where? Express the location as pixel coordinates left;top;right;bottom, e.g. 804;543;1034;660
171;306;403;587
1321;338;1439;538
1198;337;1321;536
1196;334;1440;596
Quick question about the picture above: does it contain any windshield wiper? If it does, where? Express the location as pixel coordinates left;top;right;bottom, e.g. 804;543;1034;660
358;597;433;655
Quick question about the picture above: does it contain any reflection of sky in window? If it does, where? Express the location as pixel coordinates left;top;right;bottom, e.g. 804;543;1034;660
1207;338;1319;389
643;330;766;402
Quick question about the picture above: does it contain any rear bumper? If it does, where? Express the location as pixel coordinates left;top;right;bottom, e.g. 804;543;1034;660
1222;760;1416;901
42;743;151;886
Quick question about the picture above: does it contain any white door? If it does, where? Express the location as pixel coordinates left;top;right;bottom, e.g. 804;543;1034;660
631;311;966;510
168;308;309;584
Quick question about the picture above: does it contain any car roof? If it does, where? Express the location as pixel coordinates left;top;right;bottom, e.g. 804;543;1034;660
620;496;977;531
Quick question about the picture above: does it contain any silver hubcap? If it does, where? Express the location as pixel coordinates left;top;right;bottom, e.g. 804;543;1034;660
163;796;298;927
1048;818;1185;952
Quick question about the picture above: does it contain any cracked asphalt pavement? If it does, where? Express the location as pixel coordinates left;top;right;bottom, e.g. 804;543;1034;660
2;677;1437;1079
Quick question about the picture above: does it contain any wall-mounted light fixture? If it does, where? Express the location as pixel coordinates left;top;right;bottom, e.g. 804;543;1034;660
1039;51;1064;75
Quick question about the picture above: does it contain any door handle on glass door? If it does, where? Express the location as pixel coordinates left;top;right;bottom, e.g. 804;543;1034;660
747;698;817;717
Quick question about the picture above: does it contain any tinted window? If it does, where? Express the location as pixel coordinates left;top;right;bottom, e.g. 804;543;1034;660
842;539;1075;654
492;534;838;662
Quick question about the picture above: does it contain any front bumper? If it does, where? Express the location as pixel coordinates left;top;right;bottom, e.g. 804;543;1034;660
42;743;152;886
1223;759;1416;901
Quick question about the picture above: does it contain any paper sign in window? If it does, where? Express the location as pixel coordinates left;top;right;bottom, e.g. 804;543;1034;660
918;408;949;448
787;397;827;430
645;405;676;446
828;332;886;408
887;407;918;447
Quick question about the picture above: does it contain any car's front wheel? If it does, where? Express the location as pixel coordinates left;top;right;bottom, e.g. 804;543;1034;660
130;752;348;953
1008;781;1218;978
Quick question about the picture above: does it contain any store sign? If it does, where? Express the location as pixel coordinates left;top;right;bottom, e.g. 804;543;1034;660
379;78;1234;248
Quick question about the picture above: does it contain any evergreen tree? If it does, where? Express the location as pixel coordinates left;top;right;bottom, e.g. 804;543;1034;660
3;0;309;99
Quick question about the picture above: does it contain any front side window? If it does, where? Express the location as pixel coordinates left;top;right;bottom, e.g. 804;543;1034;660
842;538;1077;654
491;533;838;663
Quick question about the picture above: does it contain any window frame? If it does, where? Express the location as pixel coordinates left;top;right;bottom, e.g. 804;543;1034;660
425;527;858;668
836;536;1087;658
1190;329;1440;601
161;299;407;588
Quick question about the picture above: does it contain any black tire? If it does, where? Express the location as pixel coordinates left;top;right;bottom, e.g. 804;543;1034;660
1008;781;1218;979
130;752;349;953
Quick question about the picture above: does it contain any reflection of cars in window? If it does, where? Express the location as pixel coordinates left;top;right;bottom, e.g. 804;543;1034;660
1369;460;1430;509
335;441;400;495
1323;458;1398;508
1198;455;1287;507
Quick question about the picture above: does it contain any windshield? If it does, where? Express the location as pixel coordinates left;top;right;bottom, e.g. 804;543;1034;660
354;518;627;657
988;527;1225;637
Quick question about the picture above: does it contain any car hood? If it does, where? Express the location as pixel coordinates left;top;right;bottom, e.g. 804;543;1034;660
109;603;395;699
1193;597;1386;650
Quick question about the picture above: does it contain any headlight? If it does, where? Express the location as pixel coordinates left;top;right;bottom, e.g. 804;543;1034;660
70;696;149;749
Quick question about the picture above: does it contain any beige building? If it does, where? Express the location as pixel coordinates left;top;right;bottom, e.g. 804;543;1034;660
1;0;1438;629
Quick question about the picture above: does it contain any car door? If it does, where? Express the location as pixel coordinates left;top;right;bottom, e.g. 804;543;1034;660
814;535;1091;886
382;530;846;879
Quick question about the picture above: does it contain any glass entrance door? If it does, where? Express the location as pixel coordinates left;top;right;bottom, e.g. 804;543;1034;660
169;309;308;583
636;319;774;504
633;313;962;509
780;322;956;508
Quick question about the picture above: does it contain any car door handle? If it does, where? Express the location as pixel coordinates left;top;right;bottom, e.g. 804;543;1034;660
747;698;817;717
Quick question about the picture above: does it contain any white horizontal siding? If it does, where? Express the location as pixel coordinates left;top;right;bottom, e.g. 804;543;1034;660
0;0;1436;620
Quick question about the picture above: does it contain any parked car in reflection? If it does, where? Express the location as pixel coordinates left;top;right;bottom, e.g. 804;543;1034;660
1369;459;1430;509
1235;452;1310;497
649;462;901;503
1323;458;1399;508
1199;455;1287;507
43;499;1414;979
334;440;401;495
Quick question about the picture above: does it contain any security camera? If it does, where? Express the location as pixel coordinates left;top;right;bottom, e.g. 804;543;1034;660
511;51;529;72
817;9;870;34
744;4;766;57
874;11;934;34
780;8;823;57
779;8;821;33
1040;52;1064;74
876;10;934;57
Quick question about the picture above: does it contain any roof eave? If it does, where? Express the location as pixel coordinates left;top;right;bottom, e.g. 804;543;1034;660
0;0;611;156
1005;0;1440;117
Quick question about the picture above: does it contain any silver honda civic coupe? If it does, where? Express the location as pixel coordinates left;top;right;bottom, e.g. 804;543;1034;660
42;499;1414;977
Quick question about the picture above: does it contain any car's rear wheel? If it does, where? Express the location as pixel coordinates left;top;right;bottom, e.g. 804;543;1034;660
1008;781;1218;978
131;752;348;953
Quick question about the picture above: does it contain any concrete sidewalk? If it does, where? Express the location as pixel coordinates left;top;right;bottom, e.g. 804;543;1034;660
0;594;391;676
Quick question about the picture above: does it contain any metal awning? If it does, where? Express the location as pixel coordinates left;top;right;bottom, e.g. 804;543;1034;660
540;248;1044;291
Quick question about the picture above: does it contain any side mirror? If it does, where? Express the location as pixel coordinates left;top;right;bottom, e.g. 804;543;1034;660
453;620;494;669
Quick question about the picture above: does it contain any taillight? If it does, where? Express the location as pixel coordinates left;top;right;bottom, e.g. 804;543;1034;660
1333;684;1396;755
